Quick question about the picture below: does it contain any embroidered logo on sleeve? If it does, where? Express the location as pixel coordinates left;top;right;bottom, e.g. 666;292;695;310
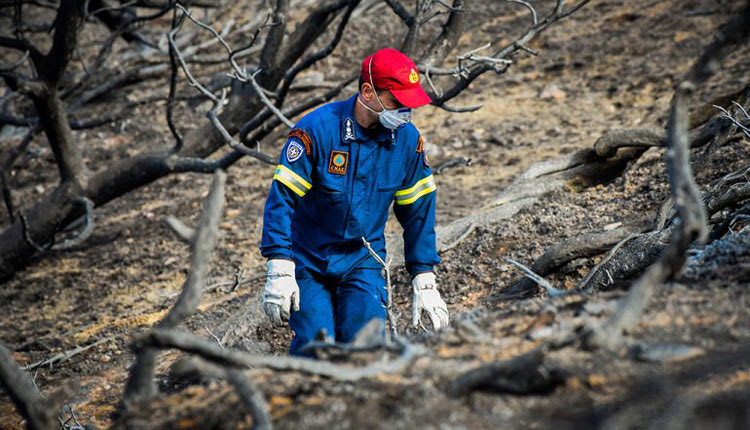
286;141;304;163
328;151;349;175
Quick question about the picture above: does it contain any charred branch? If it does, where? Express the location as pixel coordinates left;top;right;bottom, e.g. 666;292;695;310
446;349;564;396
169;356;272;429
38;0;86;85
274;0;360;109
140;327;426;381
593;116;733;159
225;369;273;430
0;341;75;430
47;197;94;251
0;0;350;279
259;0;288;75
165;215;195;243
585;2;750;351
31;86;87;184
428;0;590;106
133;0;219;8
122;169;225;408
419;0;467;68
87;0;152;47
507;220;651;298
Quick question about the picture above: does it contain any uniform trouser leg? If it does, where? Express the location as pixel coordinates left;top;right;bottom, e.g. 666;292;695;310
334;268;387;343
288;270;334;356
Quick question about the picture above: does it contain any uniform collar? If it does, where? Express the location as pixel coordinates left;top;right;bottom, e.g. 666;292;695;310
342;94;394;146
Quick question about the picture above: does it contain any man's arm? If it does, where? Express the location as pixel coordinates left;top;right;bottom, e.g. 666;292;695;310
393;136;440;276
260;128;315;259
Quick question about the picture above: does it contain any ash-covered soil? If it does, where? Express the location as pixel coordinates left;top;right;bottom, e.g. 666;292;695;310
2;0;750;428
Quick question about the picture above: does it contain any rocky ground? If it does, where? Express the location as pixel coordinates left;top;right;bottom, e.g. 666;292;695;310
1;0;750;428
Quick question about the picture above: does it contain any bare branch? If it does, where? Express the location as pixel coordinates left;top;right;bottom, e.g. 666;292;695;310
419;0;467;68
507;258;566;298
503;0;538;25
166;5;185;153
446;349;563;396
165;215;195;243
383;0;416;26
134;0;218;7
225;369;272;430
50;197;95;251
38;0;86;85
23;336;116;371
170;356;272;429
274;0;360;108
0;341;60;429
142;327;426;381
122;170;226;408
430;0;591;105
433;156;471;174
239;74;356;144
171;4;295;130
362;237;396;339
586;2;750;350
260;0;289;74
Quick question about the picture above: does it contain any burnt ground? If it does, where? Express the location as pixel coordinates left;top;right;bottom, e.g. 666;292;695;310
2;0;750;428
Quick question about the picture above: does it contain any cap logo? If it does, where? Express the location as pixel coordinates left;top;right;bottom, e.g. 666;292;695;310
408;69;419;84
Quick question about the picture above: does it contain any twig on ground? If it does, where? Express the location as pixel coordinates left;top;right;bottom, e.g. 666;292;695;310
433;157;471;174
165;215;195;243
51;197;95;251
507;258;566;298
23;336;116;371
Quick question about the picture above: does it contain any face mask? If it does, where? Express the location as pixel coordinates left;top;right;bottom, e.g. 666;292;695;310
358;95;412;130
357;56;413;130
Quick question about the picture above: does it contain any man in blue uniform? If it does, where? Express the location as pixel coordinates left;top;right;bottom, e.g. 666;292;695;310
260;48;449;355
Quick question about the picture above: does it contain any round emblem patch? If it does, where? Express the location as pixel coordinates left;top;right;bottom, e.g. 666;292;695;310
333;154;345;166
408;69;419;84
286;140;304;163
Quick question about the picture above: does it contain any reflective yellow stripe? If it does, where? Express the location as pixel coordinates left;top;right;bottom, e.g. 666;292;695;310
395;174;436;205
395;174;434;196
273;165;312;197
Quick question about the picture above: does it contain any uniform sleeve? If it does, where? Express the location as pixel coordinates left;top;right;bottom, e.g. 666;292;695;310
260;129;315;259
393;135;440;276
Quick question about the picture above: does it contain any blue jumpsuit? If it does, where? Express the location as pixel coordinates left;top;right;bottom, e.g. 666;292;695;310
260;94;439;355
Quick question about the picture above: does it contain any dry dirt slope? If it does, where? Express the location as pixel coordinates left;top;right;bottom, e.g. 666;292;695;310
2;0;750;428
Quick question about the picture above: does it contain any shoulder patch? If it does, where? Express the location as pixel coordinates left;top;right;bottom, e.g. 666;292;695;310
288;129;312;155
286;140;304;163
416;134;424;153
423;152;430;167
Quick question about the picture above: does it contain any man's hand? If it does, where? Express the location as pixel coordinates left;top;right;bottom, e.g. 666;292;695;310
262;259;300;326
411;272;449;330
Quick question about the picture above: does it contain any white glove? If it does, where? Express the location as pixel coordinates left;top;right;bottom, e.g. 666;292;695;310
262;259;300;326
412;272;449;331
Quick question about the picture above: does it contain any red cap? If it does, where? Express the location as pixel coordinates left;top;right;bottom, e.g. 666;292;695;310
361;48;432;109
